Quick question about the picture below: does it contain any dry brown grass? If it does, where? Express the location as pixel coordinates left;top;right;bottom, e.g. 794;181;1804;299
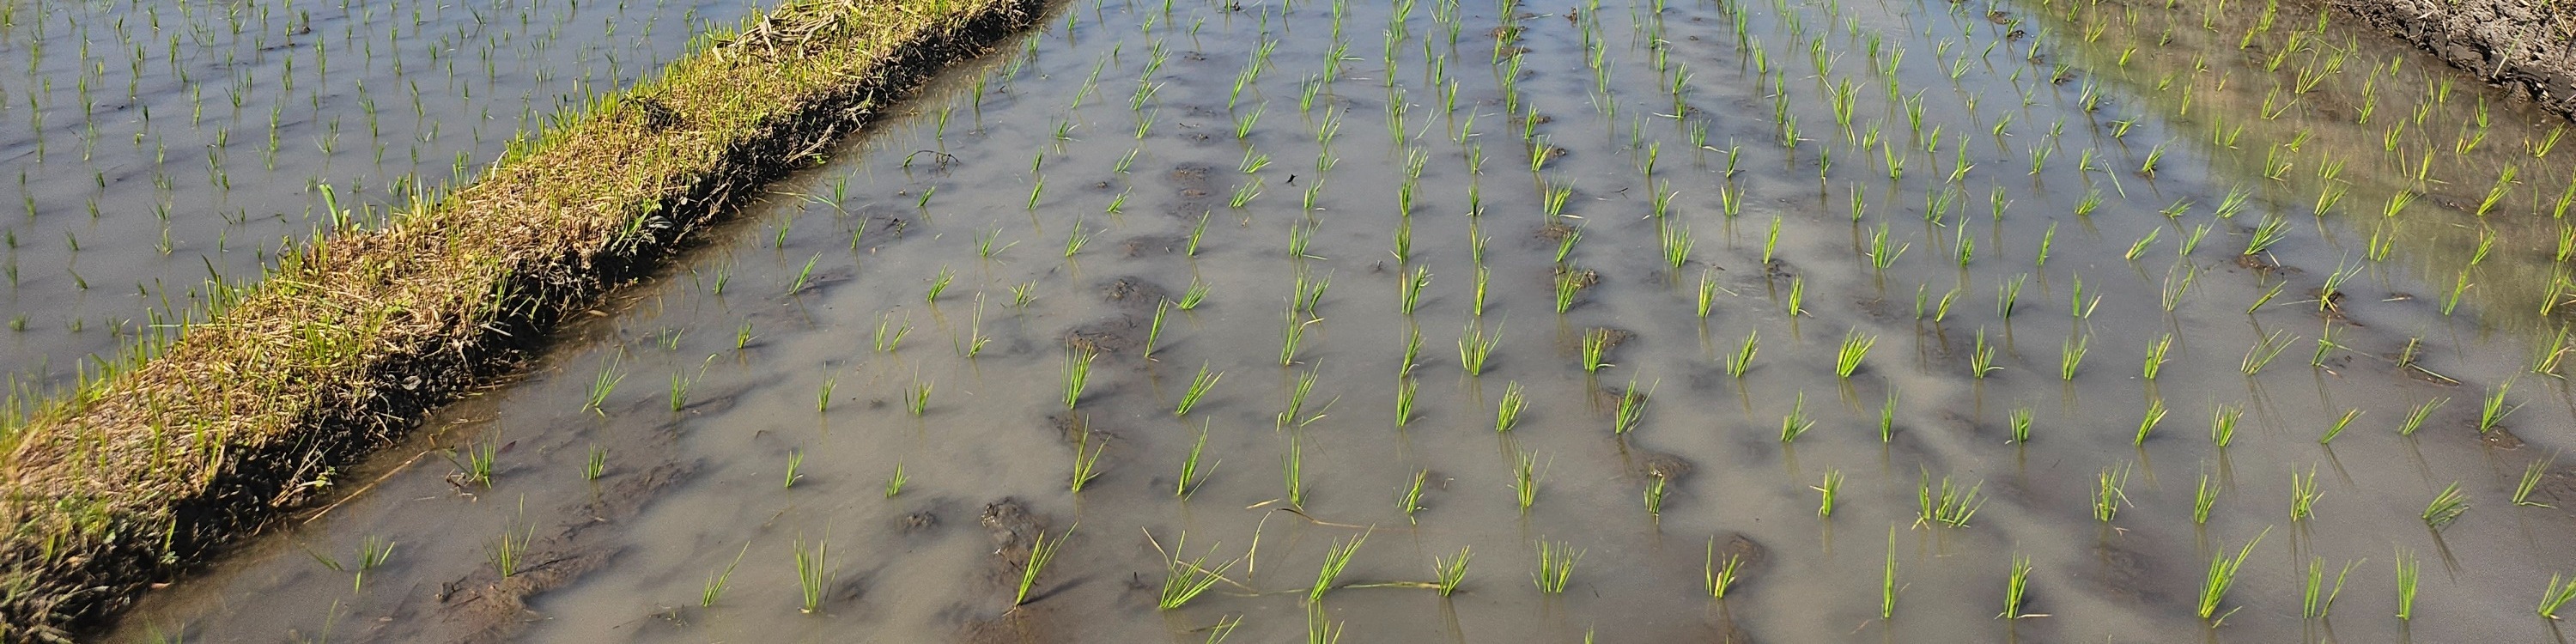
0;0;1043;638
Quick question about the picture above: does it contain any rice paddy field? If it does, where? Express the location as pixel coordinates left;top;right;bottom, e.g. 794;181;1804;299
0;0;761;400
46;0;2576;639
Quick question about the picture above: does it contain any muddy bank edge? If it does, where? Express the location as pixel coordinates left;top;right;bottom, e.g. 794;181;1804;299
2330;0;2576;120
0;0;1047;639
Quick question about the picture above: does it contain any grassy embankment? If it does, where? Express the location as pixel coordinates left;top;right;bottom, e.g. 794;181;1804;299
0;0;1043;638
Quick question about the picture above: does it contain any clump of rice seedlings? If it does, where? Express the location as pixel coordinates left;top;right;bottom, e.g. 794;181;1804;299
2240;330;2293;374
873;315;914;353
2396;548;2421;620
1705;539;1745;599
2010;406;2035;443
885;464;909;498
1142;301;1176;362
1399;267;1431;314
1511;450;1547;513
1786;276;1808;316
2209;404;2243;447
1494;381;1528;432
2059;336;2089;380
1277;365;1331;428
2094;464;2131;522
1015;526;1072;606
2197;529;2269;623
1727;330;1759;378
1176;364;1222;416
1283;436;1310;508
1176;422;1216;498
1817;469;1845;518
1157;534;1240;611
783;450;806;489
1880;527;1902;619
1914;471;1985;528
1662;222;1694;268
2303;557;2360;619
1399;469;1431;522
701;544;751;607
1580;328;1616;372
585;363;625;416
1879;390;1899;443
489;523;536;580
2383;395;2445;437
1012;282;1041;307
2543;574;2576;619
1553;270;1584;313
817;377;838;413
906;378;934;416
1643;474;1668;518
1696;268;1724;319
1070;432;1109;493
2289;467;2324;521
927;267;955;301
1280;304;1319;366
2134;399;2169;445
1971;331;2001;378
2478;380;2518;434
584;446;609;481
2422;482;2470;531
2001;554;2035;619
1308;532;1370;603
1533;540;1582;594
795;537;830;613
1432;546;1472;596
1613;380;1651;434
1177;280;1212;310
1062;349;1097;410
1778;392;1814;443
2309;407;2359;444
2517;455;2556;507
1835;329;1875;379
1460;321;1500;375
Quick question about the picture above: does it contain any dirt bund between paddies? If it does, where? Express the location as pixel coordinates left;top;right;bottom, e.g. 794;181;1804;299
2330;0;2576;120
0;0;1048;639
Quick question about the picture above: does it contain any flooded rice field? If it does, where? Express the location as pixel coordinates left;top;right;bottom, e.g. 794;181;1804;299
0;0;766;398
94;0;2576;640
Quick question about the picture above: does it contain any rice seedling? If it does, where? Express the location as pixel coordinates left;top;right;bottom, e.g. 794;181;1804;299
2422;482;2470;531
1786;276;1808;316
1817;469;1844;518
1070;432;1109;493
583;445;609;482
1495;381;1528;432
1835;329;1875;379
2534;575;2576;623
1459;321;1499;375
1779;392;1814;443
1062;349;1096;410
1015;526;1072;605
926;267;955;301
1012;282;1041;307
1696;268;1723;319
1728;331;1759;378
1580;328;1615;373
1398;468;1431;522
1511;449;1546;513
1308;532;1369;603
701;544;751;607
584;362;625;416
2094;464;2131;522
1180;281;1210;310
1277;365;1331;428
2399;398;2446;436
2479;380;2517;434
1533;541;1582;594
1969;330;2001;379
1174;364;1222;417
1705;540;1745;599
2134;399;2168;445
2194;470;2222;525
2197;529;2269;623
1914;471;1984;528
2303;556;2360;619
1879;390;1899;442
817;377;837;413
2209;404;2243;447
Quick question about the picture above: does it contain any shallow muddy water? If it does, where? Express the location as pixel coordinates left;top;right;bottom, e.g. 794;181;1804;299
0;0;763;399
101;0;2576;641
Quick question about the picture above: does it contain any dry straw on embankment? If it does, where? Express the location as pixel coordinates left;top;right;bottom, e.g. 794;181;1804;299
0;0;1044;638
